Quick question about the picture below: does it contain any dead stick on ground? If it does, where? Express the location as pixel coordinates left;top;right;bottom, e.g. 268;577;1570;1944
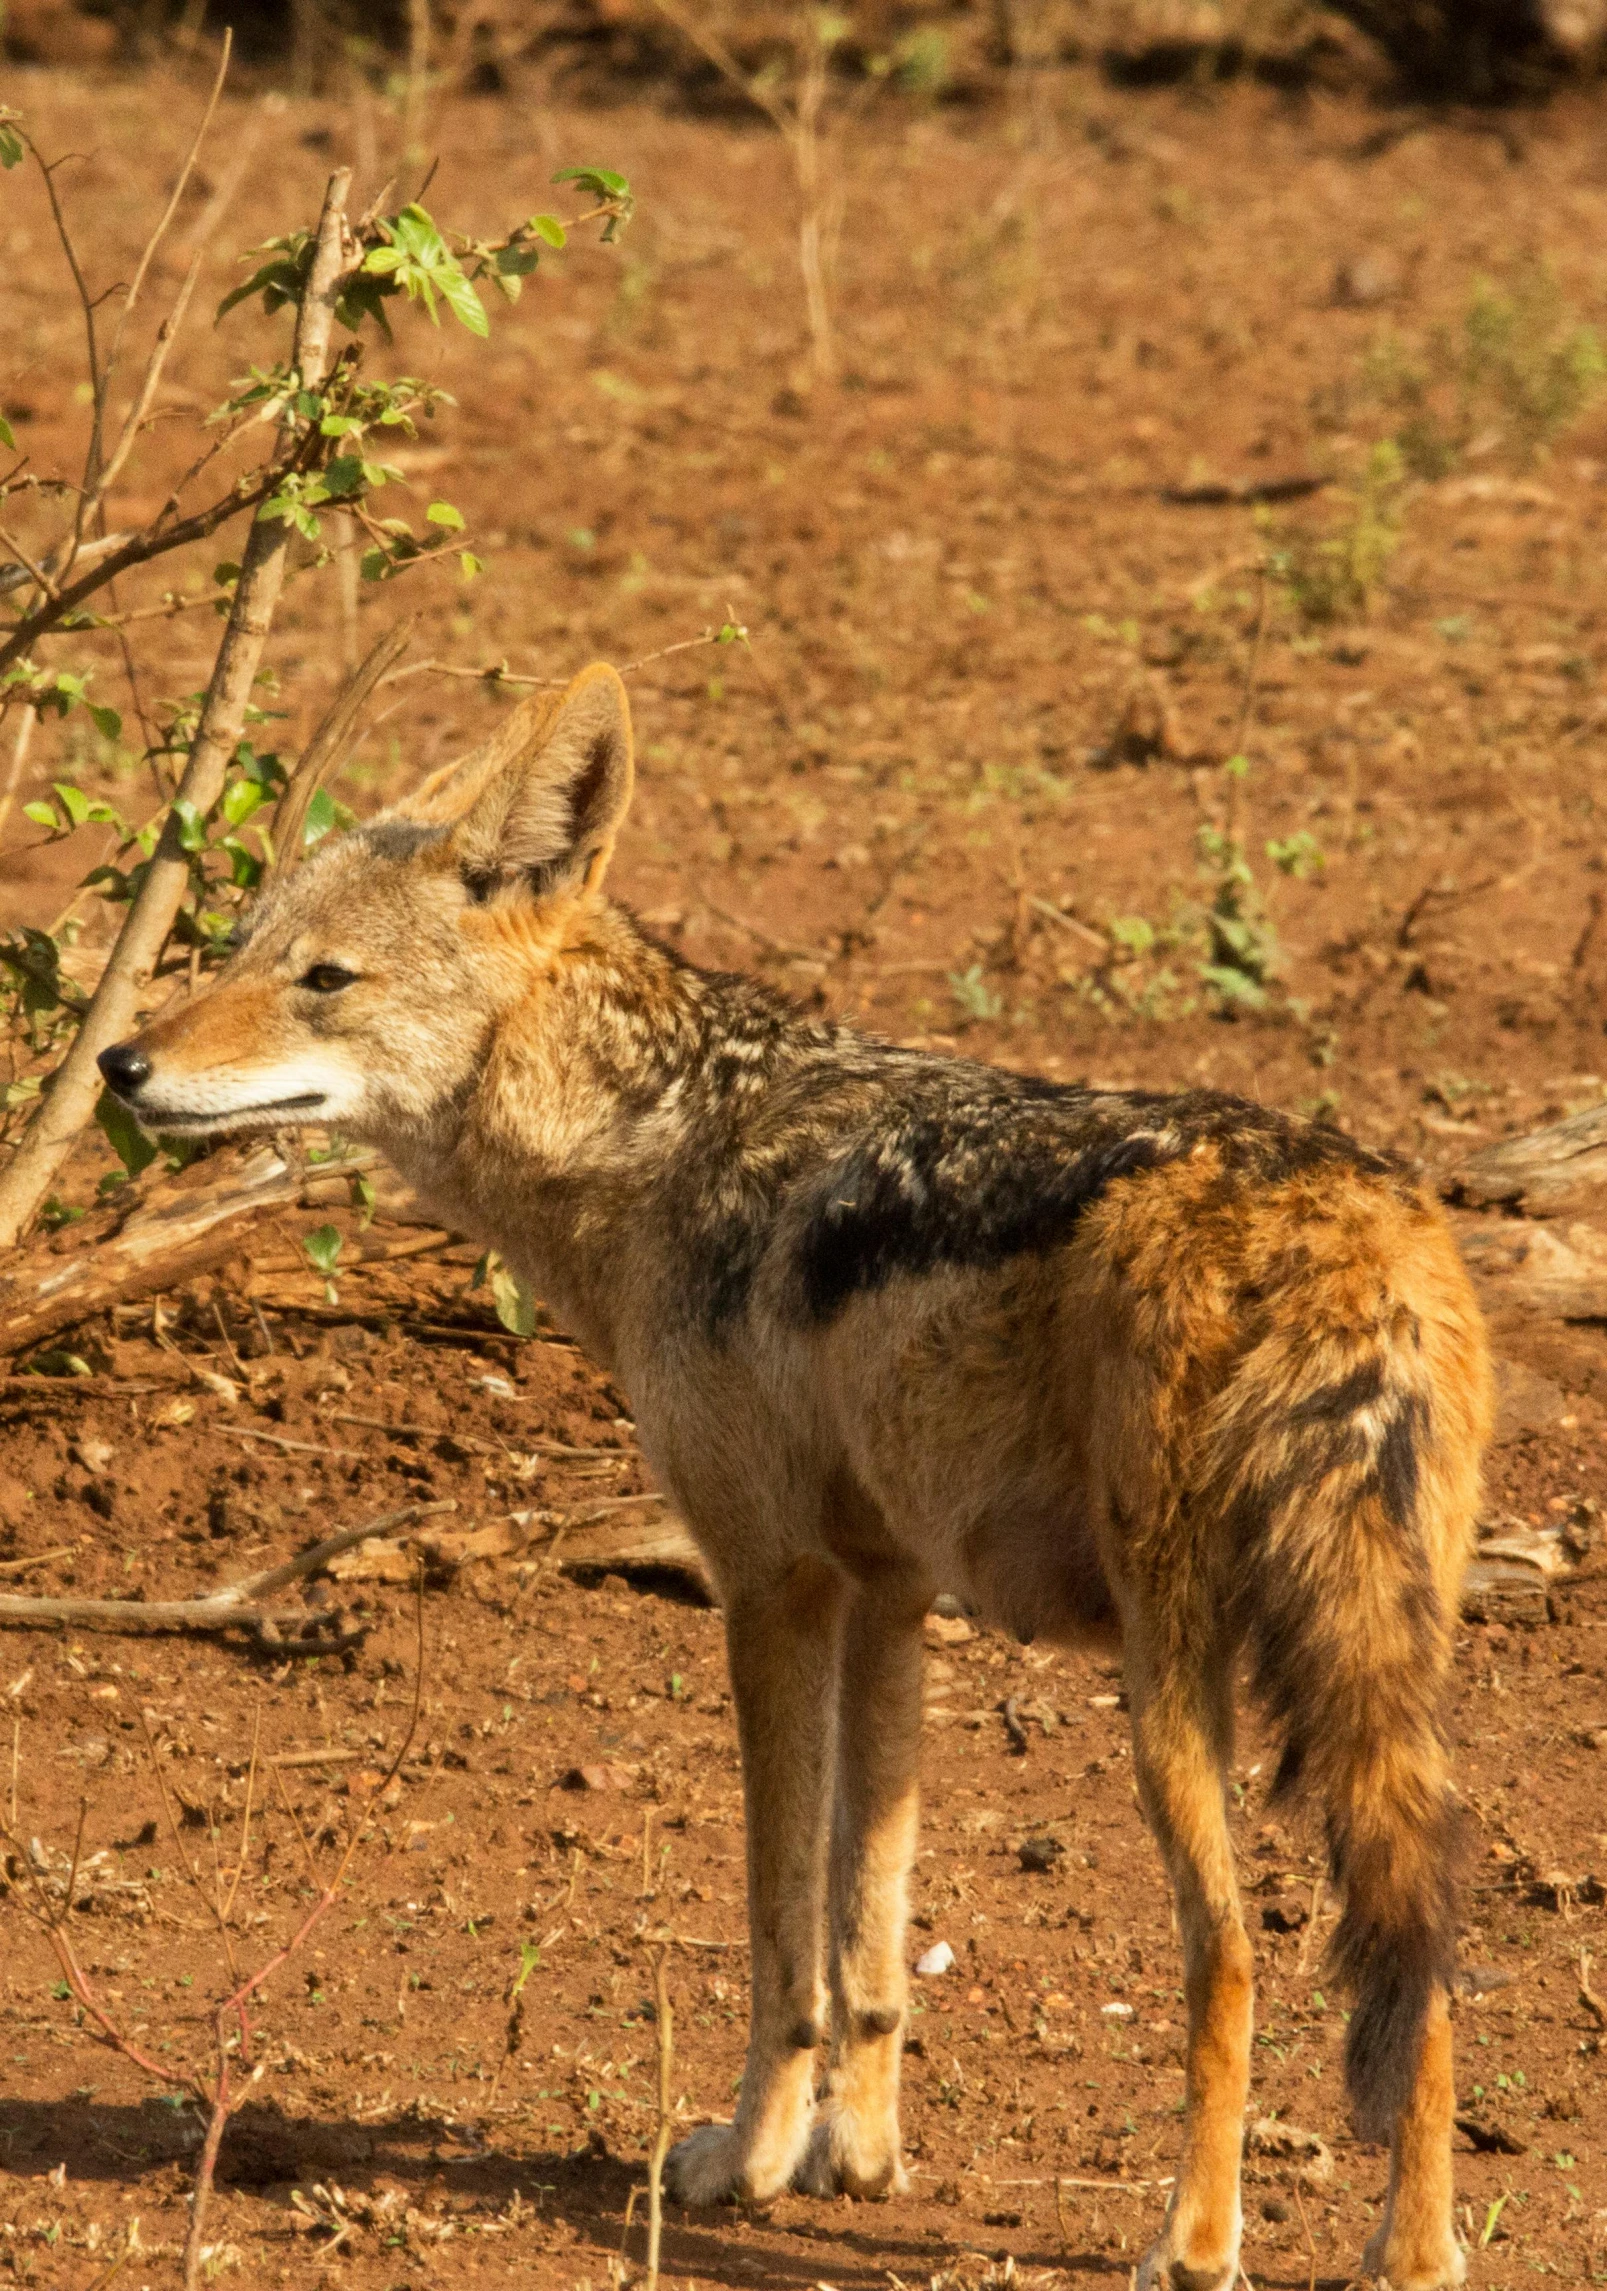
0;1498;452;1640
646;1942;674;2291
1293;2180;1319;2291
0;165;354;1249
1582;1947;1607;2031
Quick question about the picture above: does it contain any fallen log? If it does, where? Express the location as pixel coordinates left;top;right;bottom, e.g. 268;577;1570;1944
1456;1218;1607;1321
551;1507;714;1600
1448;1101;1607;1217
0;1140;447;1359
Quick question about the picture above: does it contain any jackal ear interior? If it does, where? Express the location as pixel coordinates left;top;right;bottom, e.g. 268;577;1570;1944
448;663;633;902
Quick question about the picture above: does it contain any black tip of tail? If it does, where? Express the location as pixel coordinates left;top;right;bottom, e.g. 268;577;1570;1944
1339;1945;1439;2142
1329;1800;1466;2144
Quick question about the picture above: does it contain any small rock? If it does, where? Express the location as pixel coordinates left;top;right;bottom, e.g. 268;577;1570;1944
1018;1835;1064;1873
926;1613;975;1647
476;1374;516;1399
70;1438;114;1475
914;1940;956;1977
1108;677;1185;765
1457;1961;1513;1997
1333;251;1402;307
1100;2001;1135;2020
558;1762;630;1793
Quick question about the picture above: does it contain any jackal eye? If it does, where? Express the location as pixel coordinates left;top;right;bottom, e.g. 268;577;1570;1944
299;963;357;994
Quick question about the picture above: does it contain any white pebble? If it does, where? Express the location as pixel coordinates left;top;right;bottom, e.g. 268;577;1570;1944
914;1940;955;1977
1101;2001;1136;2020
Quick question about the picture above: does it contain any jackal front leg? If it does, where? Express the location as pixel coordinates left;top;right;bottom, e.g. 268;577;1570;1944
795;1566;925;2201
666;1555;846;2208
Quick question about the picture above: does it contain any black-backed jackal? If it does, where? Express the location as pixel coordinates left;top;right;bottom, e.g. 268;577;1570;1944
102;665;1491;2291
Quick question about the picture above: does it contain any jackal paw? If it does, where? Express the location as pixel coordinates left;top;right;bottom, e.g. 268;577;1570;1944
1136;2230;1240;2291
664;2124;750;2207
792;2117;909;2201
1361;2217;1468;2291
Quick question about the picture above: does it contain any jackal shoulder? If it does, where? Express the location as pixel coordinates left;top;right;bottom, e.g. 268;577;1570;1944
563;913;1420;1337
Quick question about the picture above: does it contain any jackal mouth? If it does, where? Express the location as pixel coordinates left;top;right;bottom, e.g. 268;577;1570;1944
129;1091;328;1130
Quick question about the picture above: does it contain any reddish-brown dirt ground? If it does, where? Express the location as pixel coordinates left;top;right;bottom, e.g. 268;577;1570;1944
1;45;1606;2291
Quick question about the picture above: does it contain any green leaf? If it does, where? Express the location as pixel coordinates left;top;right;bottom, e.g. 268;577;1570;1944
322;455;366;498
0;413;14;450
222;836;263;890
302;1224;343;1276
511;1940;542;1999
553;165;629;199
22;801;57;830
54;783;91;828
171;798;208;853
302;785;343;847
435;264;490;338
530;214;567;248
487;1257;537;1337
426;500;465;529
221;778;266;829
96;1088;158;1180
87;703;122;741
459;552;485;580
0;126;24;172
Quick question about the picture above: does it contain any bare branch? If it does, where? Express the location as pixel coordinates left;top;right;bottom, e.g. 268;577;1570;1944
0;1499;454;1642
71;33;233;568
271;616;414;873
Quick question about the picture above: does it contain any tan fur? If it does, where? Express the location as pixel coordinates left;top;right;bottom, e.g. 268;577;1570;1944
106;667;1493;2291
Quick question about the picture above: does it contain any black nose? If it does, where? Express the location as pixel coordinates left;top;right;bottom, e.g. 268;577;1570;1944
97;1041;151;1097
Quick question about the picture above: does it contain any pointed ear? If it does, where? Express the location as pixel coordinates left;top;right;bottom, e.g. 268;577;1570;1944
448;664;633;902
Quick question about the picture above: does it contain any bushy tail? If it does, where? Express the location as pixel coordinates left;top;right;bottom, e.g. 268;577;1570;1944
1204;1267;1487;2141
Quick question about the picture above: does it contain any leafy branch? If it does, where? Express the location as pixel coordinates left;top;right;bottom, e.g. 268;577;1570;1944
0;80;632;1246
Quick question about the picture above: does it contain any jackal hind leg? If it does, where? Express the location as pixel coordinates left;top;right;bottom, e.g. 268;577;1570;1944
665;1555;846;2208
1128;1651;1253;2291
794;1566;926;2201
1360;1987;1465;2291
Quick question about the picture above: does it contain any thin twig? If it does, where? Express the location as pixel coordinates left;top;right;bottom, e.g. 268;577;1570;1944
0;1499;453;1640
1292;2180;1319;2291
75;35;234;563
646;1942;674;2291
0;699;37;847
271;617;415;873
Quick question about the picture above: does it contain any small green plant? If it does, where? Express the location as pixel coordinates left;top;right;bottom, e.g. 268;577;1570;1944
302;1223;343;1303
1266;830;1325;881
1267;442;1405;624
1462;265;1606;464
1340;259;1606;477
948;963;1003;1025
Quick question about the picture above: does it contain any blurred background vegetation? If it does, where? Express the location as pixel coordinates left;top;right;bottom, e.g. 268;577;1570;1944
7;0;1607;107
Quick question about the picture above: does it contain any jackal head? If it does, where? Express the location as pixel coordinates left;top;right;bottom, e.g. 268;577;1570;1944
97;662;634;1142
